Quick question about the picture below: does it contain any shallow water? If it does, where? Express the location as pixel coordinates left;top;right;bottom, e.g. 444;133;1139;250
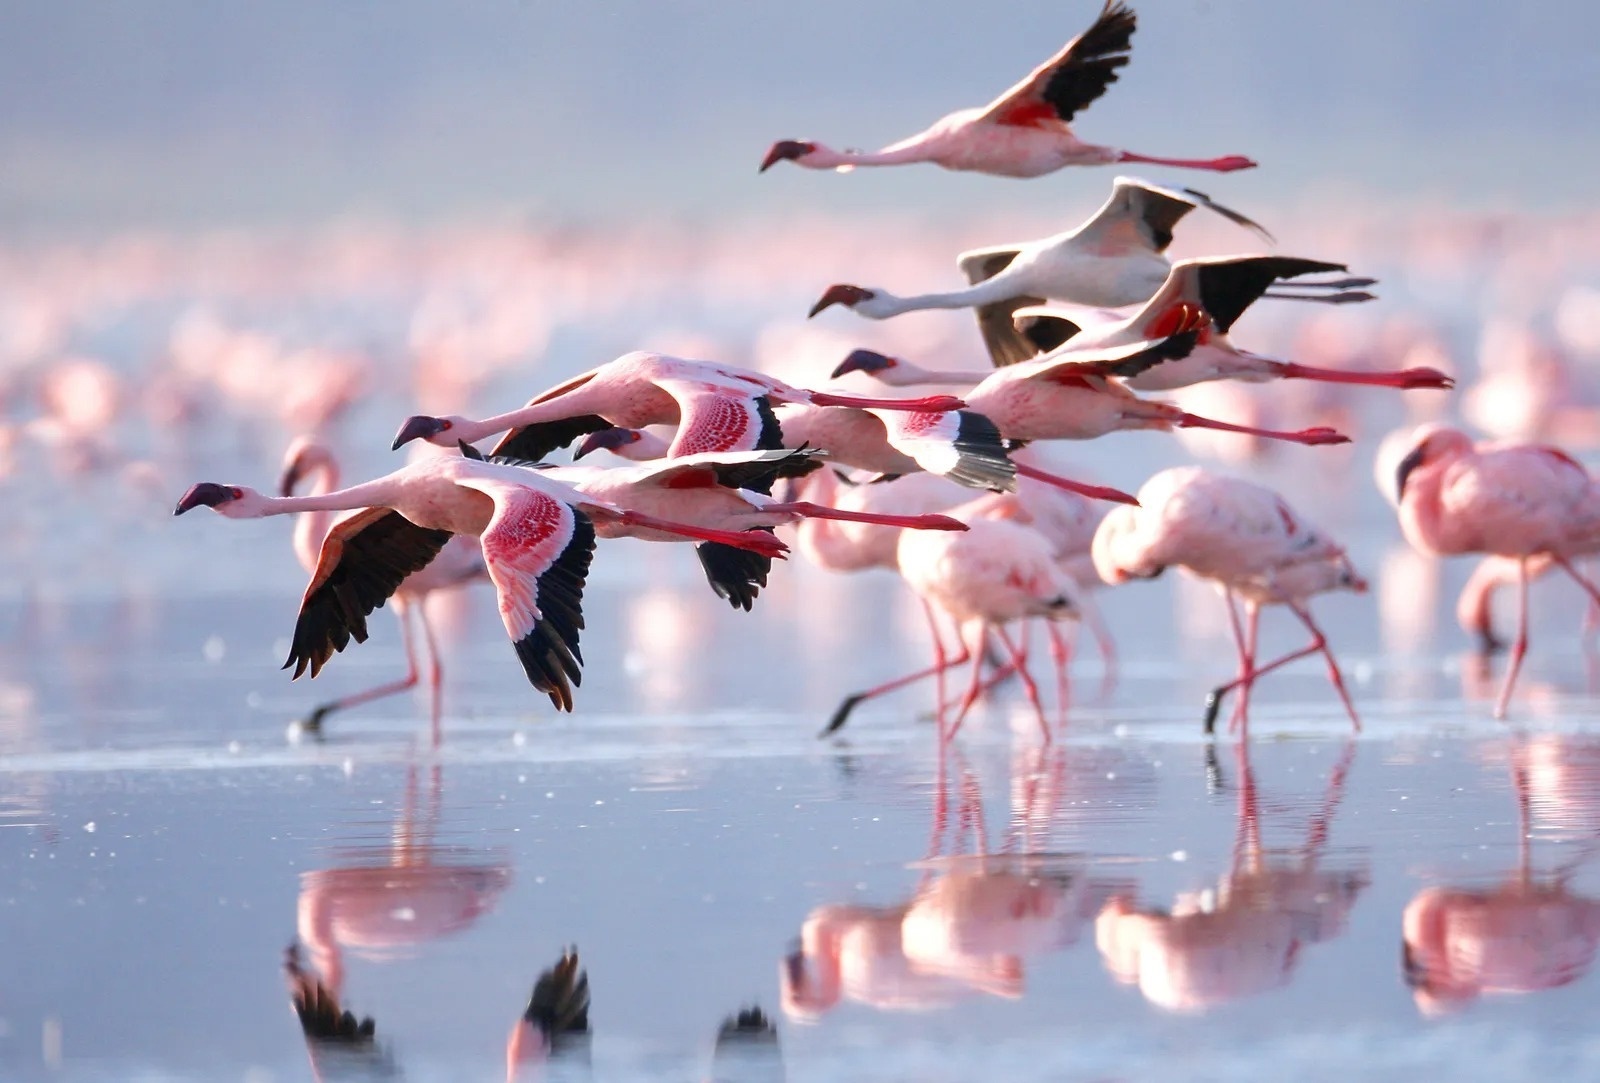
4;556;1600;1083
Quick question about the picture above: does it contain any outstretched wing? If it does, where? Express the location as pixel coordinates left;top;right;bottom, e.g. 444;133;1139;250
955;246;1043;367
658;382;785;460
1016;329;1200;384
978;1;1136;127
284;508;452;679
1194;256;1347;335
456;478;595;711
1078;177;1274;255
487;368;610;461
631;447;824;493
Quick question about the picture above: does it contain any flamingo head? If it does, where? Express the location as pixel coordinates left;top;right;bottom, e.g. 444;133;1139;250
391;414;466;450
759;139;818;172
278;437;335;497
1393;425;1472;502
574;428;644;460
828;348;898;381
809;284;877;318
174;482;268;518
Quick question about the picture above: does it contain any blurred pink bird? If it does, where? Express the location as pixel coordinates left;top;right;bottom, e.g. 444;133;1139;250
760;3;1255;178
1394;426;1600;717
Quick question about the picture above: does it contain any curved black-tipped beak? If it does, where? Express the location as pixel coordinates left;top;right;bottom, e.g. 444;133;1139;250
574;428;636;460
1395;445;1426;502
829;348;895;381
392;414;445;451
760;139;815;173
174;482;233;516
277;456;309;498
809;284;873;318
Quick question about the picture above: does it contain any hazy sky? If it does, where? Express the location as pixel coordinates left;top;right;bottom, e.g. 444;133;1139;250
2;1;1596;230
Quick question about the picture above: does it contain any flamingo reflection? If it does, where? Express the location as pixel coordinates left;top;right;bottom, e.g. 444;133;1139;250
284;943;398;1080
1403;734;1600;1015
505;947;592;1082
1094;742;1367;1011
782;749;1125;1018
707;1005;785;1083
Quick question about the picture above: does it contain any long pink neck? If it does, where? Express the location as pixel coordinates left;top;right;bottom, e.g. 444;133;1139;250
252;477;405;519
463;384;607;443
290;459;341;573
807;140;937;169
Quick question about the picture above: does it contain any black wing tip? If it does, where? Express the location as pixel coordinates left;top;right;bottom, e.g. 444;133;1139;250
525;947;591;1037
697;539;774;611
948;411;1019;490
512;515;596;710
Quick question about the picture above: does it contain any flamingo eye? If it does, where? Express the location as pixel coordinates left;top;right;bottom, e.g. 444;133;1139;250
440;420;453;431
229;487;243;499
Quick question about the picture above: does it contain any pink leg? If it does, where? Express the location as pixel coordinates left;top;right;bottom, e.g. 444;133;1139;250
1289;601;1360;732
1116;150;1257;173
1171;411;1350;446
923;598;952;719
762;500;966;531
1221;591;1251;735
823;637;972;736
1015;462;1138;506
302;604;420;733
1493;559;1532;720
945;625;991;742
808;391;967;413
1552;553;1600;610
1266;360;1453;390
1204;605;1350;735
416;601;445;748
615;510;789;556
997;626;1051;743
1046;621;1072;721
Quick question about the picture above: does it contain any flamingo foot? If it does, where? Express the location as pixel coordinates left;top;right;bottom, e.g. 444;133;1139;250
1174;413;1351;446
1274;362;1454;391
1015;463;1138;506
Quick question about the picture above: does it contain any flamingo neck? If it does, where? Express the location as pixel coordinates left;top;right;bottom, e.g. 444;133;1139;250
879;275;1021;315
467;387;606;443
809;140;937;169
255;477;403;519
291;460;340;572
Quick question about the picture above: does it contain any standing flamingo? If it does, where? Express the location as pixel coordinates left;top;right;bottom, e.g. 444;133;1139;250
759;2;1255;178
1393;425;1600;717
278;438;487;737
174;454;785;712
1092;466;1367;734
807;176;1272;364
389;351;965;464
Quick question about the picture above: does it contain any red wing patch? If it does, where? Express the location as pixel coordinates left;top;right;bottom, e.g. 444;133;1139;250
995;101;1058;128
1275;500;1298;535
1147;302;1206;339
1537;445;1586;474
676;394;757;455
663;469;719;489
1045;372;1097;391
896;411;951;436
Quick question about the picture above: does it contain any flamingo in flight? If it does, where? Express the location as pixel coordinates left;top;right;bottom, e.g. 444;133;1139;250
278;438;488;738
174;453;785;713
542;446;968;611
808;176;1276;364
831;319;1354;450
1093;466;1367;735
1393;426;1600;718
389;351;965;465
760;2;1255;178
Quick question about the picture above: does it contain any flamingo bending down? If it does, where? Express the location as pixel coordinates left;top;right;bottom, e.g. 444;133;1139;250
389;351;965;464
831;327;1354;450
1393;426;1600;718
808;176;1273;364
541;447;968;611
173;454;785;712
760;2;1255;179
279;438;488;736
1092;467;1367;734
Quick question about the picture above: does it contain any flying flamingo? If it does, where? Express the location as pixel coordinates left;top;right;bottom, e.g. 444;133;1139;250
389;350;966;464
827;495;1087;740
278;438;488;738
830;325;1354;451
1393;425;1600;718
1092;466;1367;734
173;453;785;712
759;2;1255;178
506;948;591;1081
807;176;1274;364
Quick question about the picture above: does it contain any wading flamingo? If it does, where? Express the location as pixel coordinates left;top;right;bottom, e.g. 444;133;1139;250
760;2;1255;178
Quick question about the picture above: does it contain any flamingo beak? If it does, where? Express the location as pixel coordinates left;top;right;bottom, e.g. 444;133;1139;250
573;428;639;460
829;348;896;381
808;284;874;318
760;139;816;172
278;455;309;498
174;482;234;516
1394;445;1427;501
392;415;446;450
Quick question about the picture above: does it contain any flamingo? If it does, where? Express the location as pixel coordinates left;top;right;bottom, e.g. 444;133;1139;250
278;437;488;737
807;177;1273;364
830;324;1354;450
1393;425;1600;717
759;2;1255;179
173;453;786;712
539;447;970;611
1092;466;1367;734
506;948;591;1081
827;495;1088;740
388;350;966;464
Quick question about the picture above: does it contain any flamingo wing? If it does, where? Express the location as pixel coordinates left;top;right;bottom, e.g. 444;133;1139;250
1080;178;1273;253
1195;256;1347;335
1015;328;1199;384
977;1;1136;126
284;508;453;679
955;247;1044;367
631;447;824;491
456;478;596;711
1010;305;1084;357
486;368;611;461
658;381;786;459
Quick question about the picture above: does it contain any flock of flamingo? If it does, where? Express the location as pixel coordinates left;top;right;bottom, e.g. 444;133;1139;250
156;1;1600;740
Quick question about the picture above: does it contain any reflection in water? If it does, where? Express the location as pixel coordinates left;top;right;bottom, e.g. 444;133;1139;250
295;762;512;995
783;750;1127;1017
709;1006;785;1083
506;948;592;1082
1403;734;1600;1015
1094;742;1368;1012
284;943;399;1081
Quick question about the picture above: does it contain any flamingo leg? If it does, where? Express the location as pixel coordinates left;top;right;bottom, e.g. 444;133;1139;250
1221;591;1251;736
612;510;789;555
1115;150;1256;173
1265;360;1453;390
1014;462;1137;506
996;625;1051;743
1235;603;1261;736
945;625;991;742
1551;553;1600;610
301;604;420;734
416;600;445;748
1493;558;1531;720
1171;411;1350;446
806;391;967;413
1046;621;1073;722
923;597;952;721
762;501;965;531
822;639;972;736
1290;601;1360;732
1204;605;1350;735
